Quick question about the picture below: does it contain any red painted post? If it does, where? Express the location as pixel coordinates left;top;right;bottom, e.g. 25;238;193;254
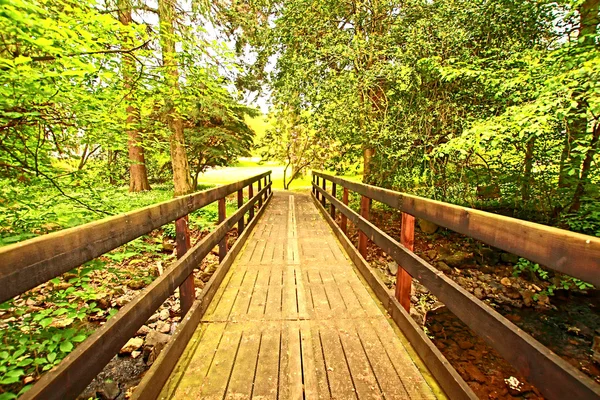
321;178;327;207
175;216;194;316
358;195;370;258
218;197;227;262
395;212;414;311
237;189;244;234
330;182;336;219
341;188;349;234
258;179;263;208
248;183;254;221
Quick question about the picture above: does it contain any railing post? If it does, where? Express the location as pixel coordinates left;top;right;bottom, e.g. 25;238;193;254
248;183;254;221
321;178;326;207
341;188;349;234
314;176;319;199
218;197;227;262
358;195;370;258
312;174;316;197
395;212;414;311
330;182;336;219
263;176;268;199
258;179;263;208
175;216;194;316
268;174;272;195
237;188;244;234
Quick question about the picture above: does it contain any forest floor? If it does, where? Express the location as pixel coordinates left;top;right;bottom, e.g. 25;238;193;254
342;206;600;400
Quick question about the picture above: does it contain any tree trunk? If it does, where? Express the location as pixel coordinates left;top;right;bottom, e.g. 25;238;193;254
118;0;151;192
559;0;599;201
569;124;600;212
522;137;535;202
363;147;375;182
158;0;192;196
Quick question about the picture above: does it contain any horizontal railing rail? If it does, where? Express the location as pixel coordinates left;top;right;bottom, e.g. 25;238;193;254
312;171;600;400
0;172;272;400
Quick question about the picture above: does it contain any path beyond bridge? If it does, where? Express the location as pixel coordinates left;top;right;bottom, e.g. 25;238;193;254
159;193;440;399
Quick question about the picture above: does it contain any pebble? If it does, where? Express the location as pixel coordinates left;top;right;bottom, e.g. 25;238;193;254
119;337;144;354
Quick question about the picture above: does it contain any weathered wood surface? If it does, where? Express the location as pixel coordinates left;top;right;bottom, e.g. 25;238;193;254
313;172;600;288
314;183;600;400
159;193;441;399
0;172;271;304
21;184;272;400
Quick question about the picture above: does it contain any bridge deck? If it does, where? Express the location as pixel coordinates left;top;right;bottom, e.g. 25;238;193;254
159;193;441;399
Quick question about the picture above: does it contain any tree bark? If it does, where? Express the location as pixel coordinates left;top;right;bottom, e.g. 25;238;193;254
118;0;151;192
570;123;600;212
158;0;192;196
558;0;599;201
521;137;535;202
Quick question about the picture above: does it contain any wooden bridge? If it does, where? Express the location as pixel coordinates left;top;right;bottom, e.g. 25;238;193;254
1;171;599;399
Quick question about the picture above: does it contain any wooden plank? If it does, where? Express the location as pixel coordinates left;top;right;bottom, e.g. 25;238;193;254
252;322;282;399
168;322;228;398
237;188;245;234
358;195;370;258
313;171;600;288
21;188;272;400
396;212;414;312
335;318;383;399
176;215;195;316
341;187;348;234
130;193;273;400
312;192;477;400
279;321;303;400
264;266;283;320
299;320;327;399
225;323;262;399
219;197;227;262
317;320;357;399
0;171;271;304
314;185;600;400
200;323;244;399
353;319;411;399
330;182;336;219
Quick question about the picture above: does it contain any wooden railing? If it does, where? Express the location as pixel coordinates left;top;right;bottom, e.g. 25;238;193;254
0;171;272;400
312;171;600;400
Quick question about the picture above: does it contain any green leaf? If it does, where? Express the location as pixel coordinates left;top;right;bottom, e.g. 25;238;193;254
59;341;73;353
39;317;54;328
47;352;57;363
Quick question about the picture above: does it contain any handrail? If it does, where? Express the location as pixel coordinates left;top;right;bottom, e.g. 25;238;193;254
0;171;271;304
0;171;272;400
311;172;600;400
313;171;600;287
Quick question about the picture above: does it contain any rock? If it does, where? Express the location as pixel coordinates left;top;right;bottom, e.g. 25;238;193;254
473;288;484;300
194;278;206;289
592;336;600;364
159;309;170;321
458;340;474;350
417;219;439;234
500;277;511;286
463;364;486;383
477;248;500;266
500;253;520;264
387;262;398;276
409;307;424;326
119;337;143;354
425;249;438;261
435;262;452;274
136;325;151;336
145;331;171;349
127;280;146;290
147;313;160;324
157;321;171;334
131;350;141;359
439;251;474;269
97;381;120;400
162;239;175;252
521;290;534;307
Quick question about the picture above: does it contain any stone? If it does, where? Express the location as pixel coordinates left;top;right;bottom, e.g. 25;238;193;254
97;381;120;400
439;251;474;269
159;308;170;321
521;290;534;307
127;280;145;290
136;325;151;336
162;239;175;252
477;248;500;266
458;340;474;350
158;321;171;334
473;288;484;299
417;219;439;234
463;364;486;383
387;262;398;276
119;337;143;354
145;331;171;349
131;350;141;359
592;336;600;364
500;253;520;264
436;262;452;274
425;249;438;261
500;277;511;286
